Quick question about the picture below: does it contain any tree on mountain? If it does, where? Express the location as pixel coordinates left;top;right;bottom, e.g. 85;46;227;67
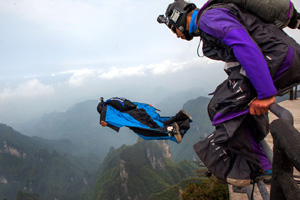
16;191;41;200
181;174;229;200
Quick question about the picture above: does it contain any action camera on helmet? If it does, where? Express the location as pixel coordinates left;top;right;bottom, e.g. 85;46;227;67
157;0;196;40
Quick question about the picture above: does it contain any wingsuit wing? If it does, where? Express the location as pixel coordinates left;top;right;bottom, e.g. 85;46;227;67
98;98;183;143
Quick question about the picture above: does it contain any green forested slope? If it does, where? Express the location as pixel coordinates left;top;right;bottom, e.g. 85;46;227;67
91;139;197;200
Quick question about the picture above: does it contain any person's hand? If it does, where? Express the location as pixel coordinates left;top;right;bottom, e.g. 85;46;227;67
100;121;108;127
249;96;275;115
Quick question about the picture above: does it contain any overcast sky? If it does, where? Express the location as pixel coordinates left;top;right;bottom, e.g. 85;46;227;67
1;0;300;125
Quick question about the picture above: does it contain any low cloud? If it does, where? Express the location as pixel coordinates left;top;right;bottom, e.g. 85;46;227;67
61;68;96;86
0;79;54;100
148;60;188;75
99;66;147;80
61;58;219;86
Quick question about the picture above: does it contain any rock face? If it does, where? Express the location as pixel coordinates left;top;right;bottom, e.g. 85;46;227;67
0;176;8;184
1;141;27;159
0;140;26;185
146;140;171;170
147;148;166;170
120;159;129;196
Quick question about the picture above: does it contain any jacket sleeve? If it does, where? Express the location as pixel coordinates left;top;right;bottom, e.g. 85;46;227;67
100;105;120;132
100;105;107;122
199;8;277;99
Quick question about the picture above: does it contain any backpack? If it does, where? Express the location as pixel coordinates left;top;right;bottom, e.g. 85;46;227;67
206;0;295;28
104;97;137;112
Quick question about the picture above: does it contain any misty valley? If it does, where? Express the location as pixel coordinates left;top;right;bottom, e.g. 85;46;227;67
0;96;230;200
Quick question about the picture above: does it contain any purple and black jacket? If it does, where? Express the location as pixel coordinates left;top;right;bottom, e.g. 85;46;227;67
194;3;300;100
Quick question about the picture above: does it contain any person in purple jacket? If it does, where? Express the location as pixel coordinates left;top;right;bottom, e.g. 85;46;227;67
158;0;300;186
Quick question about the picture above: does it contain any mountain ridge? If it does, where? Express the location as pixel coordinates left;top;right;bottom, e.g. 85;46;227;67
0;123;92;200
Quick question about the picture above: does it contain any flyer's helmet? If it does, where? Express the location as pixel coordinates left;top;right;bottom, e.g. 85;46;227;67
157;0;196;40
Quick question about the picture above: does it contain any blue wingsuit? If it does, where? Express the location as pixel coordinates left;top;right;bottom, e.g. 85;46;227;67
97;97;191;143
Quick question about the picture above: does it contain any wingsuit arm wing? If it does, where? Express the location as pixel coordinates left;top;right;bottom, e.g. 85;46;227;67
100;105;120;132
